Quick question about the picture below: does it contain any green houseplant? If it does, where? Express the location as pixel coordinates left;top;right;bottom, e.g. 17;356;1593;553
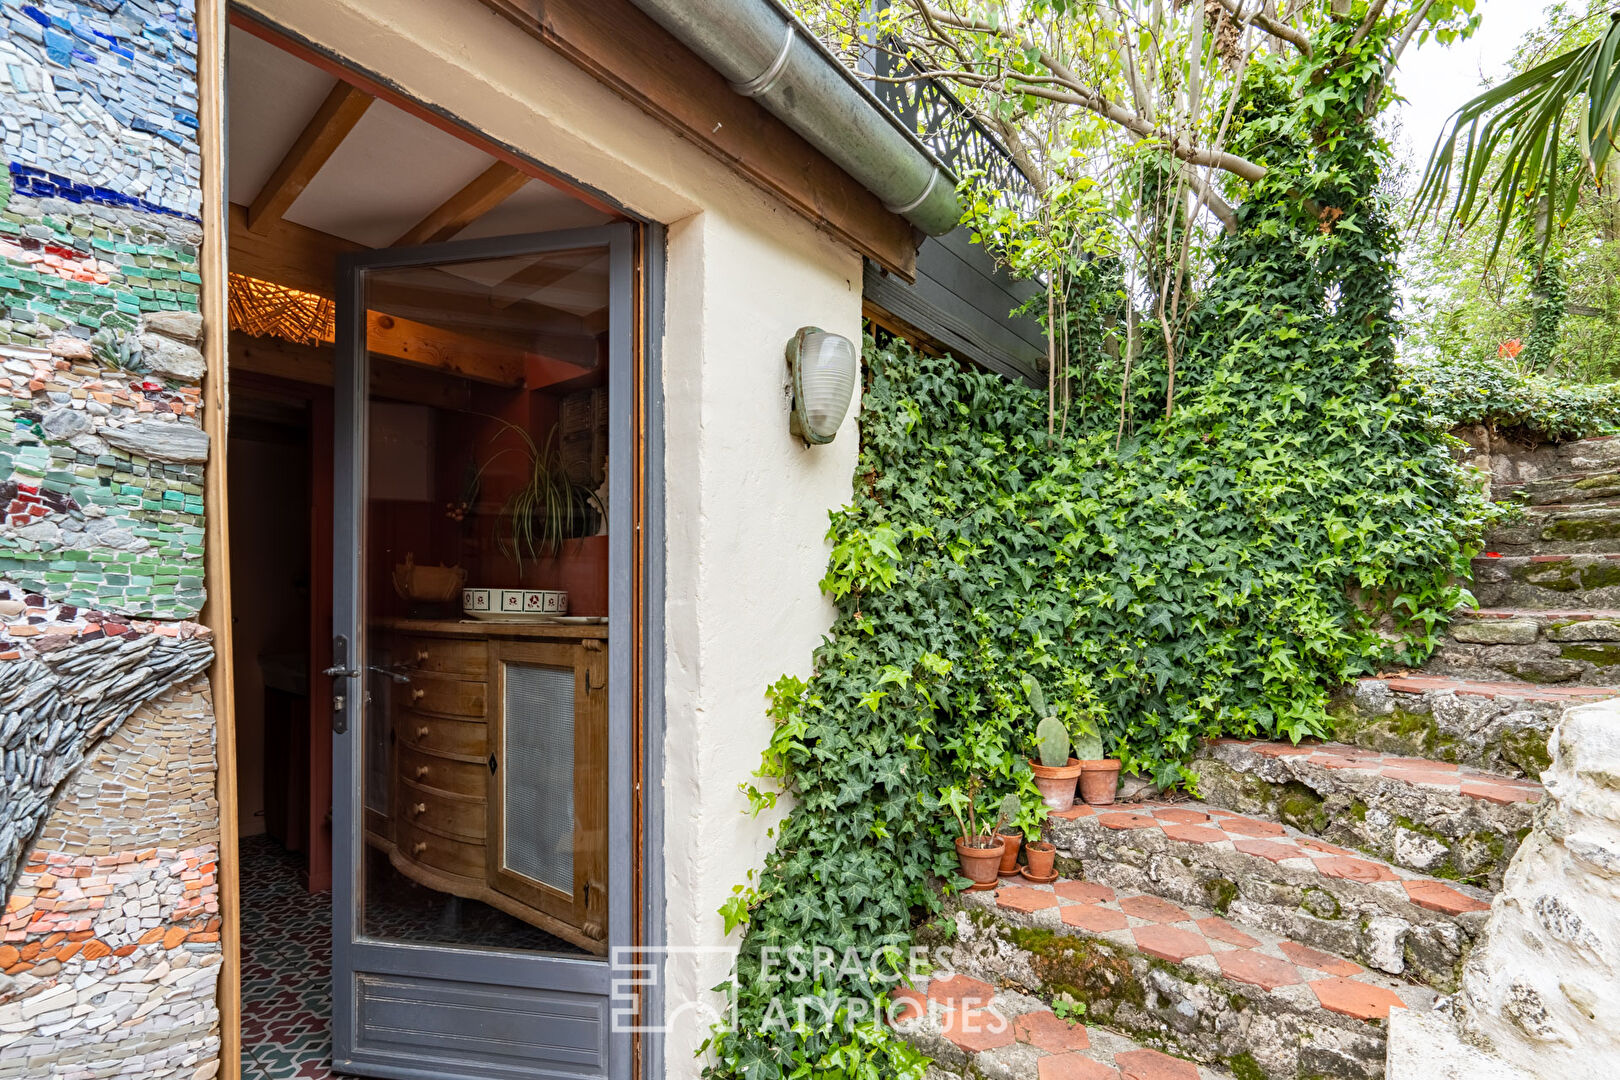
1025;677;1081;811
471;421;600;573
994;793;1023;875
1022;812;1057;882
1075;724;1122;806
944;779;1010;887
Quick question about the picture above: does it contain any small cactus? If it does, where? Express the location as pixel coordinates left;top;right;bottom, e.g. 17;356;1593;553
1021;674;1048;720
1035;715;1070;767
995;793;1021;833
1073;728;1104;762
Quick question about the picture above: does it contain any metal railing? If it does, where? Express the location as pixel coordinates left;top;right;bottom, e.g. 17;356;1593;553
859;39;1042;221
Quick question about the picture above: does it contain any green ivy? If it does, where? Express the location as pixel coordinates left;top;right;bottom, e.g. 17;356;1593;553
702;19;1493;1080
1402;351;1620;442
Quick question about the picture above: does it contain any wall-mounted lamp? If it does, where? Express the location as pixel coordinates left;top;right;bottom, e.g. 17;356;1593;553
786;327;857;445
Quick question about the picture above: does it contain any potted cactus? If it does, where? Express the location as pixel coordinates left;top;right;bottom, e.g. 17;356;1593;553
995;793;1024;874
944;779;1007;887
1076;725;1122;806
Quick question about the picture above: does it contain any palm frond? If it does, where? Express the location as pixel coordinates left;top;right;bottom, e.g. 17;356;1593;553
1413;13;1620;265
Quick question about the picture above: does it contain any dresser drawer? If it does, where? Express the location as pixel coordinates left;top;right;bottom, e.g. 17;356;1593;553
395;742;487;798
395;777;485;842
396;817;486;881
395;709;486;759
398;673;486;718
393;635;487;677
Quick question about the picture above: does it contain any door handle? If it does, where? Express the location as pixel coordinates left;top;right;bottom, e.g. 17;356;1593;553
323;663;360;678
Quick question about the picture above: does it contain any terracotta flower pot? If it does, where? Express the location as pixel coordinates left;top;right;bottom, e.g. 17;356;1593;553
1079;759;1122;806
1029;757;1082;811
997;830;1023;874
1024;840;1056;879
955;836;1005;885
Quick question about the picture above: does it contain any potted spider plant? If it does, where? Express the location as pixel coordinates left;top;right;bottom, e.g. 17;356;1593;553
461;420;601;573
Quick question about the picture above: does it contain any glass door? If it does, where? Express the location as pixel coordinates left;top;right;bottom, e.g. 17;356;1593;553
329;225;634;1080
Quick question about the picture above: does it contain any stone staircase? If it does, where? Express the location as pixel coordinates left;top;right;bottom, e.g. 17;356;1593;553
897;437;1620;1079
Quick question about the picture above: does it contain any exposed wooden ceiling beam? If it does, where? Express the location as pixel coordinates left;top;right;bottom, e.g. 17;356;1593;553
247;82;374;234
490;251;602;309
392;162;530;247
229;204;591;340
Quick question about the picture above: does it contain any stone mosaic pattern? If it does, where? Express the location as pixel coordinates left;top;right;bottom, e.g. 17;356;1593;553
940;875;1437;1080
0;678;219;1080
0;1;213;1072
1047;798;1493;992
239;837;335;1080
0;0;201;216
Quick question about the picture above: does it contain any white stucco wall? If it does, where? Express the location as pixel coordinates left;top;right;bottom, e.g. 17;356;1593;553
230;2;864;1077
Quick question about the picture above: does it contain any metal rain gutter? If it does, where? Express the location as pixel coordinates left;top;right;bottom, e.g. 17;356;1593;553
624;0;962;237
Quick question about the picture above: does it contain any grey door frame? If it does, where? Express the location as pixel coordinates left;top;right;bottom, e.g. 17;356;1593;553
330;223;640;1080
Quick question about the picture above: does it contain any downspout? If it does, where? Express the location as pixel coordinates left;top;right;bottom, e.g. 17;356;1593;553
624;0;962;237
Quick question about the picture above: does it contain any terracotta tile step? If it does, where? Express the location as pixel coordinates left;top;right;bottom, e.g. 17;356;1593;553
1330;675;1612;777
896;981;1233;1080
1194;738;1539;893
943;876;1434;1080
1046;799;1492;991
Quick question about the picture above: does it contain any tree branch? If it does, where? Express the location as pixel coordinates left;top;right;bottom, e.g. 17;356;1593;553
1215;0;1312;57
1362;0;1439;118
1348;0;1390;52
908;3;1268;183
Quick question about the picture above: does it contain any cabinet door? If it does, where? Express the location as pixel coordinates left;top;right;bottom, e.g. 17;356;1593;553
487;638;609;946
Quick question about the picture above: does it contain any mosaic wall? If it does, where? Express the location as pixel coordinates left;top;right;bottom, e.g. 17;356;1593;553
0;0;218;1077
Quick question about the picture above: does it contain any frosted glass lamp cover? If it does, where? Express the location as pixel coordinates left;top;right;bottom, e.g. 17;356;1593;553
788;327;857;444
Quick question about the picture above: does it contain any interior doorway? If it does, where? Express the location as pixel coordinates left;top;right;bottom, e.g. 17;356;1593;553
223;20;640;1080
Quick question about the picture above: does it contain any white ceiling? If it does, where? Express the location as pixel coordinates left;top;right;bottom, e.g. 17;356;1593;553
226;26;612;258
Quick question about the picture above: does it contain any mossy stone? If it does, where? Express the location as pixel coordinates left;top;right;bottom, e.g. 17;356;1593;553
1559;643;1620;667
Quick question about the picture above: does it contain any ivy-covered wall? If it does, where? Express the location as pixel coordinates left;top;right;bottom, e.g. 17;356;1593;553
0;1;219;1078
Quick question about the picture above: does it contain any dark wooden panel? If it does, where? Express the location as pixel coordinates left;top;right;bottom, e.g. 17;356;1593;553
864;228;1046;385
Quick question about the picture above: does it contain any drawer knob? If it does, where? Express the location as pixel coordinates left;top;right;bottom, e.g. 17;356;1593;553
412;841;428;856
416;649;430;664
415;765;430;779
416;725;430;740
411;802;426;817
411;688;426;703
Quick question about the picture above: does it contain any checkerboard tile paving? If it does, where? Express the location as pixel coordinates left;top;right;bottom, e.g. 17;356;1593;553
895;979;1233;1079
962;874;1436;1021
1201;741;1547;805
1355;674;1615;703
1052;799;1493;915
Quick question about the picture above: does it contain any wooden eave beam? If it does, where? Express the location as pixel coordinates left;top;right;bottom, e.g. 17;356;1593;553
247;81;374;234
392;162;531;247
473;0;918;279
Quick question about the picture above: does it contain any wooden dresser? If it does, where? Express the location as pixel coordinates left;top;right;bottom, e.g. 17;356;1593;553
367;618;609;955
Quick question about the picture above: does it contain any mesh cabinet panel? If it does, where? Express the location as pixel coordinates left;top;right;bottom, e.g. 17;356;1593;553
503;663;575;894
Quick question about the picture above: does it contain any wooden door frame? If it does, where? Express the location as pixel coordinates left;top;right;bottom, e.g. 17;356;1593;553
202;12;670;1079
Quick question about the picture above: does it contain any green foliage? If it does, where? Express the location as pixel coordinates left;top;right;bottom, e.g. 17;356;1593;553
702;15;1493;1080
1400;352;1620;441
1035;716;1071;767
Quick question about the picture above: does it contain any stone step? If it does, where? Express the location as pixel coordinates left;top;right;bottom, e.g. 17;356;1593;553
1484;502;1620;554
1498;468;1620;506
1045;801;1493;992
900;981;1235;1080
1470;553;1620;607
1330;674;1615;776
940;877;1436;1080
1432;608;1620;685
1485;435;1620;492
1190;739;1541;892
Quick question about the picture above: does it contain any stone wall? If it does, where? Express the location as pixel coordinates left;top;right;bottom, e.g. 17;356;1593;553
1387;697;1620;1080
0;0;217;1076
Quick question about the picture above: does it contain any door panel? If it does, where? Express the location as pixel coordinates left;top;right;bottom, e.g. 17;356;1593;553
331;225;634;1080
